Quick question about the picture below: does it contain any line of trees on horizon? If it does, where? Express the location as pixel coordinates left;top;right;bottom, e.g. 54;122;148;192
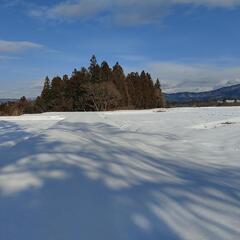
0;56;165;116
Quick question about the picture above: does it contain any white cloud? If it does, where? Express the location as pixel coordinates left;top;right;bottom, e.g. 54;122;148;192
0;55;18;61
174;0;240;8
0;79;45;99
0;40;43;53
144;61;240;92
29;0;240;25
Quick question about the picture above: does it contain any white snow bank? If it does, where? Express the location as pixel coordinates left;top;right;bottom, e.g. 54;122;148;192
102;108;166;115
191;117;240;129
0;115;65;121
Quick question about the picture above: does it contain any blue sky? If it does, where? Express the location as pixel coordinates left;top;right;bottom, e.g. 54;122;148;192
1;0;240;98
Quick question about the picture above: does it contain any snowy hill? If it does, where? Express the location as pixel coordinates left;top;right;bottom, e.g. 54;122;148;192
0;108;240;240
165;84;240;103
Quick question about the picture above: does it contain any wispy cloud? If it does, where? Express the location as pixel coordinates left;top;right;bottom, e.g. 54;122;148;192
0;55;18;61
29;0;240;25
144;61;240;92
174;0;240;8
0;40;43;53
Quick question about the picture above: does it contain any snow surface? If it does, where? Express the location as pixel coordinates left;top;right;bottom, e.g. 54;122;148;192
0;107;240;240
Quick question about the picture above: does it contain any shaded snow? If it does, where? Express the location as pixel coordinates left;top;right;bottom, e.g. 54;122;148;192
0;107;240;240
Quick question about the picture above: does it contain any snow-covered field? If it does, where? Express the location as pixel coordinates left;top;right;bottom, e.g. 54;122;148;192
0;107;240;240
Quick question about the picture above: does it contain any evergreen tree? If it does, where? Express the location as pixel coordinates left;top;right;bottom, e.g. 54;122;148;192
154;78;165;107
112;62;130;107
41;76;51;111
50;76;64;111
41;77;50;99
88;55;100;83
101;61;111;82
155;79;161;89
89;55;97;71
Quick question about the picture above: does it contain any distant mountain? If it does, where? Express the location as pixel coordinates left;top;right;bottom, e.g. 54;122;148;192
165;84;240;103
0;99;18;104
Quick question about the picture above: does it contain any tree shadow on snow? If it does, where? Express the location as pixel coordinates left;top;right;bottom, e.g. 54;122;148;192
0;120;239;240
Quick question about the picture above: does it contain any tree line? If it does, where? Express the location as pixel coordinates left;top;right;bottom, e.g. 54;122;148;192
0;56;165;115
